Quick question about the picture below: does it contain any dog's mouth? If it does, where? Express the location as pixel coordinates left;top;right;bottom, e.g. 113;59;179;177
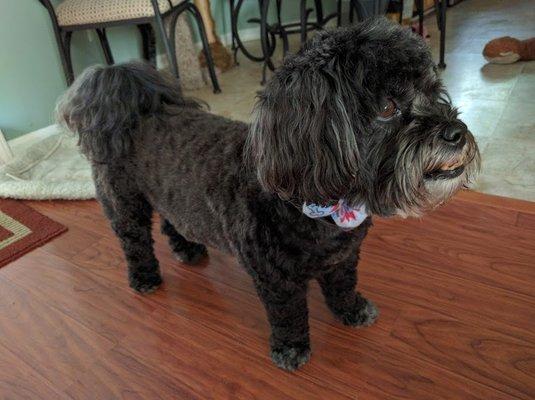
424;160;465;180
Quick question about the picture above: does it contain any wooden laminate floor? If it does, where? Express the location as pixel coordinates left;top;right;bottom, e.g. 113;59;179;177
0;191;534;399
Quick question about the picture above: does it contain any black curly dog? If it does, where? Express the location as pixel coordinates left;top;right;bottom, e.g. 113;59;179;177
58;18;479;370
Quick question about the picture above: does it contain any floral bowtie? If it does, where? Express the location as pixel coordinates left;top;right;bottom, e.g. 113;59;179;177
302;200;368;229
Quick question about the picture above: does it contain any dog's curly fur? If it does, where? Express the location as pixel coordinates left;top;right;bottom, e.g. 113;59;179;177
57;18;479;371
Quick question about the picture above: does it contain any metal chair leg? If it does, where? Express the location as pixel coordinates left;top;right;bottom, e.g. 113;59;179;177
260;0;275;75
38;0;72;85
313;0;324;25
96;28;114;65
280;27;290;57
168;3;189;68
336;0;342;27
186;3;221;93
229;0;239;64
150;0;179;78
261;61;268;86
417;0;424;36
300;0;307;44
439;0;447;68
433;0;447;68
61;31;75;85
138;24;157;66
349;0;366;22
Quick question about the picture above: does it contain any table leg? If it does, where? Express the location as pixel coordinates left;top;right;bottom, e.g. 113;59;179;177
300;0;307;44
260;0;275;84
150;0;179;78
439;0;447;68
229;0;239;64
416;0;424;36
314;0;324;25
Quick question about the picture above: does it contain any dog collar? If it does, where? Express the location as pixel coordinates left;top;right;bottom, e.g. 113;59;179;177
302;200;368;229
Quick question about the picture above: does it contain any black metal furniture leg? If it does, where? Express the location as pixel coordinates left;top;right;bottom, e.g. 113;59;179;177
417;0;424;36
336;0;342;26
168;4;189;70
150;0;179;78
96;28;115;65
276;0;283;28
261;61;268;86
433;0;447;68
229;0;239;64
38;0;72;85
280;27;290;56
439;0;447;68
186;3;221;93
300;0;307;44
61;31;75;85
138;24;157;66
313;0;324;25
232;0;266;62
260;0;275;79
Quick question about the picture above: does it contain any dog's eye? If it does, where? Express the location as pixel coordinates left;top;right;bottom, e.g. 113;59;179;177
377;98;398;121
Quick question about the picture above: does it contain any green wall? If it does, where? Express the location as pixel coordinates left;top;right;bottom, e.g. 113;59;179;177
0;0;145;140
0;0;337;140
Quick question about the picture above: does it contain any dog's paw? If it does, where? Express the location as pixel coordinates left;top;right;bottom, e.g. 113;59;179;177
129;272;162;294
270;345;311;371
337;297;379;327
174;243;208;265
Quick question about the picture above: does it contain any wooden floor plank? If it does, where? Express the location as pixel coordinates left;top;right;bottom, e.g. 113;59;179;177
457;190;535;215
3;249;159;343
363;209;535;298
388;305;535;400
0;193;532;399
517;211;535;231
0;343;71;400
48;233;529;399
0;276;115;390
360;253;535;341
64;345;204;400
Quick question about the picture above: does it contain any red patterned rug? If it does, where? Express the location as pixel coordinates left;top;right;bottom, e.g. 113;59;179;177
0;199;67;268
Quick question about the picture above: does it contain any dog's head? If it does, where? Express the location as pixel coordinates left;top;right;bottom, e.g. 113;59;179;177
246;18;480;217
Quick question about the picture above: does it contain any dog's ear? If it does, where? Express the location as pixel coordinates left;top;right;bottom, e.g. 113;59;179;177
246;46;363;203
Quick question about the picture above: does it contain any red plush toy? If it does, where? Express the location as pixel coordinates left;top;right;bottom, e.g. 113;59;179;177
483;36;535;64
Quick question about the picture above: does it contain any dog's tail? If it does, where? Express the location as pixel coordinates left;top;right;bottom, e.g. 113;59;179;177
56;61;200;161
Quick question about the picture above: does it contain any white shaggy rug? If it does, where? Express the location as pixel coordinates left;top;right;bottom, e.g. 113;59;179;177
0;127;95;200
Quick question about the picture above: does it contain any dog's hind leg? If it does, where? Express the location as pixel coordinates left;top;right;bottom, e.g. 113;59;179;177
160;219;207;265
97;182;162;294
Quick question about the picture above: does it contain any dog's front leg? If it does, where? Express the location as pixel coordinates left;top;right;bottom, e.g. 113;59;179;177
254;279;311;371
317;259;378;327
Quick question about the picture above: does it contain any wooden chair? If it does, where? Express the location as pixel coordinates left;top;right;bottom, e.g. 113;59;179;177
38;0;221;92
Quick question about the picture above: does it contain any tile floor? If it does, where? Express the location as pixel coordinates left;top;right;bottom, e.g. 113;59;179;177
186;0;535;201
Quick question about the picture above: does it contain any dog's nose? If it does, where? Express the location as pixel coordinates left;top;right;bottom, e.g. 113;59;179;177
441;125;467;146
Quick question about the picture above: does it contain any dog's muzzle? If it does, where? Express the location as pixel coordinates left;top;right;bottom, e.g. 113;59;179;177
424;122;474;181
